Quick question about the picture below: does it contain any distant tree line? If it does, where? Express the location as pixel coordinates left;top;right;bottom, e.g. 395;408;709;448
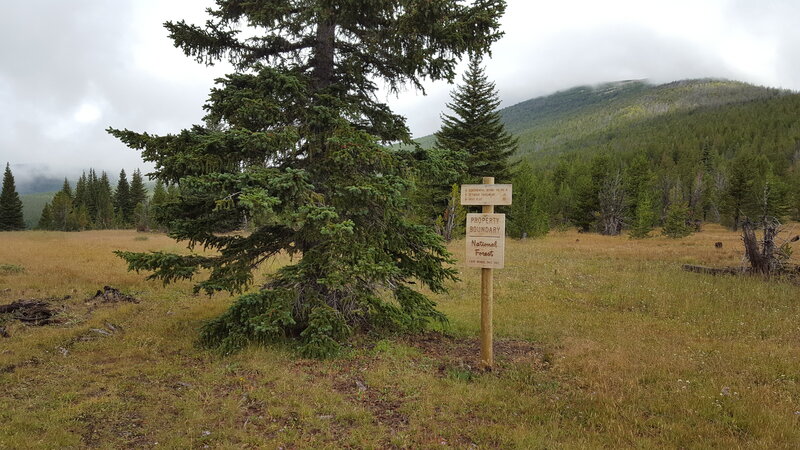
38;168;178;231
411;78;800;240
506;145;798;239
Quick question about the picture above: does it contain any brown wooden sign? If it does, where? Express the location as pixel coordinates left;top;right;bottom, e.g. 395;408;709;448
465;213;505;269
460;184;512;206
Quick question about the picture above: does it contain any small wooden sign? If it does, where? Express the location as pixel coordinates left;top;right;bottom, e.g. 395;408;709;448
460;184;512;206
465;213;505;269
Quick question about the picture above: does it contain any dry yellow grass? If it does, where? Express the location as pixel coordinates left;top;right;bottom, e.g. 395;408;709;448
1;227;799;448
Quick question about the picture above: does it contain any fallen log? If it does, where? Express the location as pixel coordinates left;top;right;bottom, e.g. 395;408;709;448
681;264;741;276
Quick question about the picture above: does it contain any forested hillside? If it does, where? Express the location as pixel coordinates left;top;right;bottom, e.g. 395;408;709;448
414;79;800;234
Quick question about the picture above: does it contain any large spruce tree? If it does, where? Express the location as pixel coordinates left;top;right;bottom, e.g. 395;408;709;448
0;163;25;231
109;0;506;356
434;57;517;183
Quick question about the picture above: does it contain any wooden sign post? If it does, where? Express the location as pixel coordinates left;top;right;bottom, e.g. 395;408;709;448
461;177;511;370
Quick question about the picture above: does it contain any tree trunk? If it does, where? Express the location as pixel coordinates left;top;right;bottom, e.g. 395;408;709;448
312;20;335;91
742;219;779;276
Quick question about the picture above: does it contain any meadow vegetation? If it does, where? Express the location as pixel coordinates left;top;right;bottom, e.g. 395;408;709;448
1;228;798;448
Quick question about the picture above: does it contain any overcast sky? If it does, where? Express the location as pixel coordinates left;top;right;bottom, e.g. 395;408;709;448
2;0;799;189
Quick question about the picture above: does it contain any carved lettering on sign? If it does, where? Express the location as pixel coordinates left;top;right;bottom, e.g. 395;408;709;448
465;213;505;269
460;184;513;206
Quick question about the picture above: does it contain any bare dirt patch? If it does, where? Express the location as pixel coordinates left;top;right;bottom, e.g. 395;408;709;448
401;332;547;376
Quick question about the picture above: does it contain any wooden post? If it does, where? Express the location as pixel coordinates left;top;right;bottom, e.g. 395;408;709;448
480;176;494;370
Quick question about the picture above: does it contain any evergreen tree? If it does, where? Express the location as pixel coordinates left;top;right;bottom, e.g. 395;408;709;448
435;57;517;183
74;172;89;213
85;169;100;221
49;191;73;231
624;154;652;220
509;161;549;239
129;169;148;212
68;204;91;231
628;191;656;239
38;202;53;230
114;169;131;225
662;187;692;238
133;200;152;232
151;180;167;206
108;1;506;356
572;155;610;232
60;178;73;200
149;179;169;231
412;146;468;231
94;172;116;229
0;163;25;231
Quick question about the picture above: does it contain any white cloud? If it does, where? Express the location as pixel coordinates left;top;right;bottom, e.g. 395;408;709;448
1;0;799;185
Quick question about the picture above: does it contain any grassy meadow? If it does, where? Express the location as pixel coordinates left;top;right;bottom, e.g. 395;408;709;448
1;226;799;448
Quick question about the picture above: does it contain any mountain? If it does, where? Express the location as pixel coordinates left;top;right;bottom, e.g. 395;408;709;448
411;78;800;229
414;78;799;165
20;191;55;229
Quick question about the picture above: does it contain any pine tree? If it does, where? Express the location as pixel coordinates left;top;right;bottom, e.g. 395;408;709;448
572;155;610;232
435;57;517;183
38;202;53;230
129;169;148;212
133;200;151;232
151;180;167;206
0;163;25;231
628;191;656;239
74;172;89;213
149;179;169;231
412;146;468;231
509;161;549;239
662;187;692;238
60;178;73;200
50;191;73;231
114;169;131;225
94;172;116;229
108;1;506;356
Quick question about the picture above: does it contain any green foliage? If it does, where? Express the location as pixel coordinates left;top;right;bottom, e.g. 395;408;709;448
0;263;24;274
109;1;504;356
629;191;656;239
199;289;297;355
114;169;131;225
432;184;466;242
37;202;52;230
662;188;693;238
509;161;550;238
130;170;148;215
411;79;800;235
35;169;122;231
0;163;25;231
435;57;517;183
49;191;73;231
412;147;468;230
133;201;152;232
571;155;612;232
298;305;352;358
